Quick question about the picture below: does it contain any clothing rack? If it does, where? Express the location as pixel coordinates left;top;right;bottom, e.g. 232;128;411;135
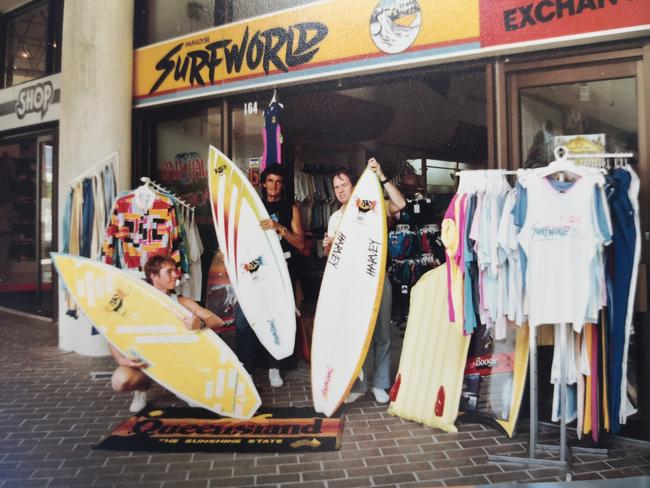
67;151;119;186
455;169;519;175
139;176;195;212
487;147;633;479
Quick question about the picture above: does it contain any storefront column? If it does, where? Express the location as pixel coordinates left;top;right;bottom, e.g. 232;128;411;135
57;1;133;355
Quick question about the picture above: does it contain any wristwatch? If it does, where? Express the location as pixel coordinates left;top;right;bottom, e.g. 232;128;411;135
380;177;389;186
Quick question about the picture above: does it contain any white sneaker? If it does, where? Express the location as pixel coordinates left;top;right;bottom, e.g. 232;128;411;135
372;387;390;404
344;391;364;404
129;390;147;413
268;368;283;387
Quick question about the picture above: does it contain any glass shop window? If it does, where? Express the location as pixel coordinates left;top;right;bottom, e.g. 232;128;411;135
231;94;267;176
134;0;320;47
2;0;62;88
520;78;638;168
152;105;222;247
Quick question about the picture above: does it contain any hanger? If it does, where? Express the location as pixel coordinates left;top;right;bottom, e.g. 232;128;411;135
67;151;119;187
139;176;195;214
457;170;470;194
498;169;511;193
269;88;283;108
534;146;588;181
134;179;156;209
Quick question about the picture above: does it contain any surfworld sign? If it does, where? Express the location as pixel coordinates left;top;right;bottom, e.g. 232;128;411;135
133;0;650;107
133;0;480;106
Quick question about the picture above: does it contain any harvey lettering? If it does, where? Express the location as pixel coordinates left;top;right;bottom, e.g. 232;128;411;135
328;232;346;269
366;238;380;277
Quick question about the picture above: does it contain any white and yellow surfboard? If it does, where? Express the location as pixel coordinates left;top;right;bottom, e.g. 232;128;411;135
311;169;387;417
207;146;296;360
52;253;261;419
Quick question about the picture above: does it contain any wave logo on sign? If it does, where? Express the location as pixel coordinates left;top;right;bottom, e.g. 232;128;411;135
370;0;422;54
15;81;54;120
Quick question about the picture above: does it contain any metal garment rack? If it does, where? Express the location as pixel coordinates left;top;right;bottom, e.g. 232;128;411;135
139;176;195;213
489;324;574;477
486;149;634;479
88;176;197;382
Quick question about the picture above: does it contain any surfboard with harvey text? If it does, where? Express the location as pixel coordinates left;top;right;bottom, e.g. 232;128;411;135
311;168;387;417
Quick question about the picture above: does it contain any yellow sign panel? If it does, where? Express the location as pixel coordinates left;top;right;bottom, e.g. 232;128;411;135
134;0;479;104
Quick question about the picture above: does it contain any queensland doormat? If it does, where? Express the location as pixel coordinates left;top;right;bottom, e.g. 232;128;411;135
94;406;344;453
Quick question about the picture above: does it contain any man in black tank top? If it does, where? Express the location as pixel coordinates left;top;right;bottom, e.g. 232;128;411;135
234;164;305;387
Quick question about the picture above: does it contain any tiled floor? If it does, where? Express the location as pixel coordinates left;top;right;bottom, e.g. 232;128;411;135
1;310;649;487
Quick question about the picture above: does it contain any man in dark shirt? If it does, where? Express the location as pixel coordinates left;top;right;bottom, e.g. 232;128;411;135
235;164;304;387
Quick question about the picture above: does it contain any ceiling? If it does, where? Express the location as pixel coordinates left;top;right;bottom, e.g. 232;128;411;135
2;0;49;85
284;71;488;163
0;0;30;14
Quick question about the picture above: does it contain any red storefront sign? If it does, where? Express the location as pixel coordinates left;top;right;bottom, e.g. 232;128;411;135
480;0;650;47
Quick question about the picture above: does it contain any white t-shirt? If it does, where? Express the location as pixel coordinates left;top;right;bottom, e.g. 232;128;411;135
327;208;343;238
517;173;603;331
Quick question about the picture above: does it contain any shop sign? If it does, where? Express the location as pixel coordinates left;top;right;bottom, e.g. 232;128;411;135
480;0;650;47
0;73;61;132
133;0;480;106
133;0;650;107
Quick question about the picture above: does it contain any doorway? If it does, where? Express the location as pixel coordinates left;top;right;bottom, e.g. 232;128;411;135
505;48;649;440
0;129;57;317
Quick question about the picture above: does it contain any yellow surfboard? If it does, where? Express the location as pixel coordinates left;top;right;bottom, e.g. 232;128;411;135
52;253;261;419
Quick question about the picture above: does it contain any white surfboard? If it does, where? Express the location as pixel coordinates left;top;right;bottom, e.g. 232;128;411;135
311;169;387;417
51;253;261;419
207;146;296;360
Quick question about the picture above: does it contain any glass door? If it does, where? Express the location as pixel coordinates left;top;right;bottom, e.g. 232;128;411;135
36;134;56;316
0;130;57;317
508;60;639;168
506;54;649;440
